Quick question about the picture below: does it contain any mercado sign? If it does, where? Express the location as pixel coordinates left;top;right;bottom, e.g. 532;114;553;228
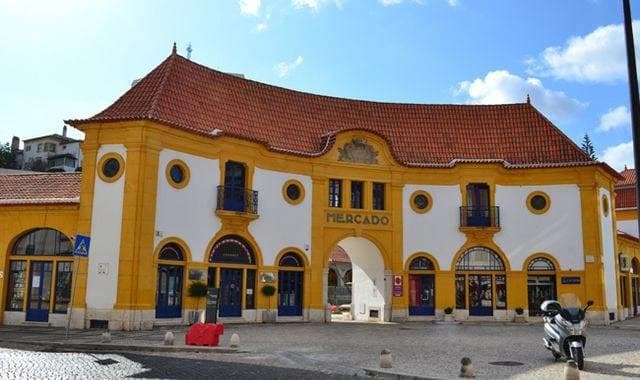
326;211;390;226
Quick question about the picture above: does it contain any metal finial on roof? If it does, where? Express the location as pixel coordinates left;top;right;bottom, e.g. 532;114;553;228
172;42;177;55
187;42;193;60
526;94;531;104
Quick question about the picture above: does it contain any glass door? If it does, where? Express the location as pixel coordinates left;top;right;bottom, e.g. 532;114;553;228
466;184;490;226
527;275;555;316
224;161;246;211
408;275;435;316
219;268;243;317
469;275;493;316
278;271;303;316
26;261;53;322
156;265;183;318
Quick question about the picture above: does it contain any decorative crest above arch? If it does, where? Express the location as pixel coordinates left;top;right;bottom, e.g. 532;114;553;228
338;137;379;164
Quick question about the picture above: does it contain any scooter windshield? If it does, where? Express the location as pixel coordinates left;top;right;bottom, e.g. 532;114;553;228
558;293;584;323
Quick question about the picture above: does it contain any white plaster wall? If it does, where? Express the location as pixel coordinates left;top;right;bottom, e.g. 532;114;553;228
494;185;584;271
618;219;638;237
403;185;466;270
249;168;312;266
86;145;126;310
339;237;386;321
599;187;618;311
154;150;221;262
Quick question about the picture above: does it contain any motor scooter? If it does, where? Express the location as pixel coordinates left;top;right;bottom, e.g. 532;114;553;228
541;294;594;370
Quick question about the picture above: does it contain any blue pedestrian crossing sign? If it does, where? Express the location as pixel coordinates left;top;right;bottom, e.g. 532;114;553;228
74;235;91;257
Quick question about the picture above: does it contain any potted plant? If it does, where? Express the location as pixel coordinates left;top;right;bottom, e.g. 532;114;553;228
261;284;277;323
187;281;208;324
514;307;526;323
444;306;454;322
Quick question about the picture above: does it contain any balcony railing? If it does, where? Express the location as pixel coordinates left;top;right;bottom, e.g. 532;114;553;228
459;206;500;228
216;186;259;215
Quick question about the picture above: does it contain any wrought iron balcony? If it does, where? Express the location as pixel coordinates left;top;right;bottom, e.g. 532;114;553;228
216;186;259;215
459;206;500;228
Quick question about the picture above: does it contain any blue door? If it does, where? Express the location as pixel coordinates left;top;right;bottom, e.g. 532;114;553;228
224;162;246;211
156;265;183;318
469;275;493;316
219;268;243;317
409;275;435;316
466;183;490;226
26;261;53;322
278;271;303;316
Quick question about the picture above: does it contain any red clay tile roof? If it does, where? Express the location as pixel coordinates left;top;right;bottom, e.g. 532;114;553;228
67;50;615;172
618;168;636;186
616;187;637;209
0;173;81;205
330;245;351;263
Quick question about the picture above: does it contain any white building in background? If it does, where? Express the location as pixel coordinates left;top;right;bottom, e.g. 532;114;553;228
21;126;83;172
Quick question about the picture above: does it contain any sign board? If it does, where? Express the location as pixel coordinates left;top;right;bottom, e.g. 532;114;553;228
205;287;220;324
561;276;581;285
393;275;403;297
73;235;91;257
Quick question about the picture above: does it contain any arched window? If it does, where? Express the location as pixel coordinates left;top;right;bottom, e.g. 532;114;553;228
409;256;435;270
279;252;303;267
328;268;338;287
456;247;504;271
344;269;352;284
12;228;72;256
209;236;255;265
527;257;555;271
158;243;184;261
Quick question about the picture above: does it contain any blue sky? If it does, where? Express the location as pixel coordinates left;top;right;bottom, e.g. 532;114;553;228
0;0;638;170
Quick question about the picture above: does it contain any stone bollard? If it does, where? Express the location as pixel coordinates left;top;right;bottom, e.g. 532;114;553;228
564;360;580;380
164;331;175;346
379;349;392;368
459;357;475;378
101;331;111;343
229;333;240;348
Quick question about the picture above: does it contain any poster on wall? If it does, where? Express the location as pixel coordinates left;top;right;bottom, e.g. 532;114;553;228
393;275;403;297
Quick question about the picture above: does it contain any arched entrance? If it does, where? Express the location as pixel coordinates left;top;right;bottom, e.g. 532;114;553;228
526;256;557;316
5;228;74;322
155;243;184;319
277;251;305;316
455;247;507;317
208;235;257;318
407;256;436;316
327;237;389;322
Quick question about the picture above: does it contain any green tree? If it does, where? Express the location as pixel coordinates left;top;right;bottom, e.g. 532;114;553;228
581;133;597;160
0;142;16;169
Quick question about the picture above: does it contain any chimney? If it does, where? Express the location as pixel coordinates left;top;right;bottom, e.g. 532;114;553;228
11;136;19;152
62;125;67;137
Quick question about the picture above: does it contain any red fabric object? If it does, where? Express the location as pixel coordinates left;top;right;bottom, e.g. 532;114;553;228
185;323;224;346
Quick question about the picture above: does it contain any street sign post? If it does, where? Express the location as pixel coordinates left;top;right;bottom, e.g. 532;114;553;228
66;235;91;338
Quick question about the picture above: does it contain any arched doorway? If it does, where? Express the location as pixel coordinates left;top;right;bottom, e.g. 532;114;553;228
5;228;73;322
277;252;304;316
455;247;506;316
327;237;388;322
526;256;557;316
327;246;351;307
632;258;639;317
155;243;184;318
208;235;257;317
407;256;436;316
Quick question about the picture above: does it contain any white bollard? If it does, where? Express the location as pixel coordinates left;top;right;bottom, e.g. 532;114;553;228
460;357;475;378
380;349;392;368
229;333;240;348
101;331;111;343
564;360;580;380
164;331;175;346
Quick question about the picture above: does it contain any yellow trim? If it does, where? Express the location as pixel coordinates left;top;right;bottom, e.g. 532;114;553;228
526;191;551;215
409;190;433;214
96;152;125;183
282;179;305;205
616;209;637;221
522;252;562;272
602;194;610;217
153;236;192;263
165;159;190;189
405;252;441;271
274;247;309;268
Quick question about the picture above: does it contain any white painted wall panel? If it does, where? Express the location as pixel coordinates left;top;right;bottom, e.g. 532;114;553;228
618;219;638;237
154;150;220;262
86;145;126;309
249;168;312;266
403;185;466;270
599;187;618;310
494;185;584;271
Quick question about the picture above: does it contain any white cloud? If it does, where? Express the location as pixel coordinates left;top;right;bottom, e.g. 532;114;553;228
602;140;634;171
455;70;585;121
256;22;268;31
379;0;458;6
239;0;261;16
275;56;304;78
598;105;631;132
380;0;403;5
528;21;640;83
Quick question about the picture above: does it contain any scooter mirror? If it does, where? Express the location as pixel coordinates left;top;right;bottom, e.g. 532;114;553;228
587;300;594;307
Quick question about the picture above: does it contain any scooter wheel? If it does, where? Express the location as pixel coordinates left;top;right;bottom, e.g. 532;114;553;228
552;351;561;361
570;347;584;370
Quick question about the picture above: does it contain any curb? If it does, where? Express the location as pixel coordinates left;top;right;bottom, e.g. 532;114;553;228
0;340;238;354
363;367;442;380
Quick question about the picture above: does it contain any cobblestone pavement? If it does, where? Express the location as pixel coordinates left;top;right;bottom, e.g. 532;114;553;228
0;320;639;379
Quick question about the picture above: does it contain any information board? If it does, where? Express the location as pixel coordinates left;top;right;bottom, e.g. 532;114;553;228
205;287;220;324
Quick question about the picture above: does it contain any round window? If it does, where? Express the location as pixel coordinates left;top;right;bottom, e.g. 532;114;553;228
530;195;547;211
97;153;125;183
526;191;551;214
165;159;190;189
170;165;184;184
602;195;609;217
102;158;120;178
410;191;432;214
282;179;305;205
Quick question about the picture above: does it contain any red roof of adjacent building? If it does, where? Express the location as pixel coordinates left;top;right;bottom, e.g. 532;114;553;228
330;246;351;263
0;173;81;205
615;168;637;209
67;49;615;173
618;168;637;186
